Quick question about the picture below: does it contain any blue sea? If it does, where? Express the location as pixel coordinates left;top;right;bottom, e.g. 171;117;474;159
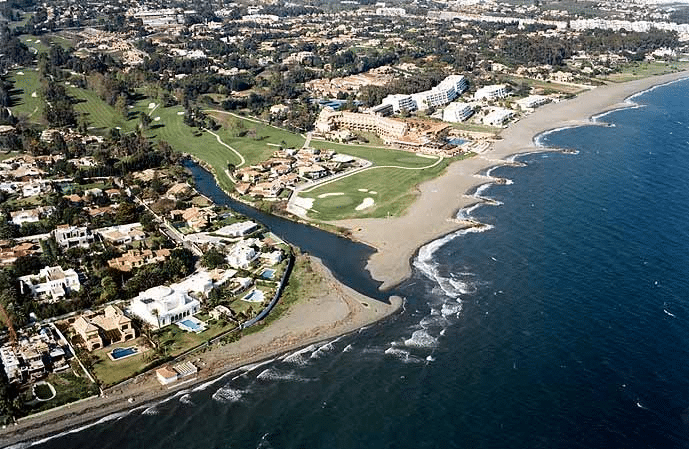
11;78;689;449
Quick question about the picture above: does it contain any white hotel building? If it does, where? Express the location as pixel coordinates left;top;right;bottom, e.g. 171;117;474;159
411;75;469;111
474;84;509;101
443;102;474;123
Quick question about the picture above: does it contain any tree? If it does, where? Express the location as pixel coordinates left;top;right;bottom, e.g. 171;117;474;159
201;247;226;269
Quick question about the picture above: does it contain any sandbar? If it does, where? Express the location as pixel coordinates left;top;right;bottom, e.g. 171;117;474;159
335;71;689;290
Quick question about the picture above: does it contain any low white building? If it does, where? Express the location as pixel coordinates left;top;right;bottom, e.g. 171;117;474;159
96;223;146;245
130;285;200;329
443;102;474;123
260;250;284;266
475;84;509;101
483;108;515;127
19;266;81;302
215;221;260;238
516;95;550;110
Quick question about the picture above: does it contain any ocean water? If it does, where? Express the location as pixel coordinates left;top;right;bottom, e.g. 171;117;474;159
12;79;689;449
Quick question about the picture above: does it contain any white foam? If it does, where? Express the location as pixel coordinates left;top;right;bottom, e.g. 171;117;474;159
441;302;462;317
310;342;334;359
282;344;316;365
456;203;483;221
343;344;353;352
212;386;247;403
179;393;194;405
142;406;159;415
404;330;438;348
384;347;422;363
256;368;312;382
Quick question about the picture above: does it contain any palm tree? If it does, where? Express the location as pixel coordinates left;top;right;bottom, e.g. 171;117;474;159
152;308;160;330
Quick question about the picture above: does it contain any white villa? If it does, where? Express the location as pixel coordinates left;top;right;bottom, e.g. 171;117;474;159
516;95;550;110
19;266;81;302
483;108;515;127
226;242;259;269
129;285;200;329
52;225;94;249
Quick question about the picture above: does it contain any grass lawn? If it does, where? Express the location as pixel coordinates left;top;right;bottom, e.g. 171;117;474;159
207;110;306;164
20;35;50;54
22;370;98;415
91;339;152;387
67;84;139;133
8;68;43;121
449;121;503;134
602;61;689;83
300;140;469;220
301;162;450;220
157;319;237;357
145;106;242;192
0;151;22;161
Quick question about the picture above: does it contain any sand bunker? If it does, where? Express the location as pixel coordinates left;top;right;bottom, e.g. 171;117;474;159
293;197;314;211
31;92;37;98
318;192;344;198
355;198;375;211
358;188;368;192
177;111;185;115
369;191;377;194
154;117;161;121
16;71;24;75
148;102;156;109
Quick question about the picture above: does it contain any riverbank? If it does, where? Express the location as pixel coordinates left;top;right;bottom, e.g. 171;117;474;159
335;71;689;290
0;256;402;448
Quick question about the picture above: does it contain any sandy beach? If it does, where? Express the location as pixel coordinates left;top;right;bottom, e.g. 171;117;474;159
336;71;689;290
0;257;401;447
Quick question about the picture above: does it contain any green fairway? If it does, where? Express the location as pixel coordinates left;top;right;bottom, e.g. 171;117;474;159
300;147;456;220
145;106;244;191
20;35;49;54
208;110;305;165
67;84;139;133
8;68;43;121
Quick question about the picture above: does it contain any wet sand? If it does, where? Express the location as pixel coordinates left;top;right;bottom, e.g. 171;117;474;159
335;71;689;290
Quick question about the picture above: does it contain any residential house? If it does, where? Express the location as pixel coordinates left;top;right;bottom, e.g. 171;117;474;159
130;285;201;329
107;248;171;272
53;225;94;249
72;305;136;351
19;266;81;302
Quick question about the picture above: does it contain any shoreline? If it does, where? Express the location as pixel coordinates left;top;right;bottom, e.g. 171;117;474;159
0;256;402;448
2;70;686;448
335;70;689;290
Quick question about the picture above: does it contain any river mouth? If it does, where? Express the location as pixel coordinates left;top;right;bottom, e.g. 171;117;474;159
183;159;394;302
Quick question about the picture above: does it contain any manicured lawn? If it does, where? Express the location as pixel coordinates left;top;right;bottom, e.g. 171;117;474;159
67;84;138;133
299;140;471;220
207;110;306;164
8;68;43;121
91;339;151;387
145;106;242;191
157;319;237;357
309;139;442;167
20;35;50;54
301;161;450;220
602;61;689;83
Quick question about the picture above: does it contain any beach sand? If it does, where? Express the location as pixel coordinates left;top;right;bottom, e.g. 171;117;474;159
335;71;689;290
0;256;401;447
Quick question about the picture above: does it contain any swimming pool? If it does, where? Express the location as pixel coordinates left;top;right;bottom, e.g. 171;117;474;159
110;347;138;360
179;318;203;332
242;289;265;303
261;269;276;279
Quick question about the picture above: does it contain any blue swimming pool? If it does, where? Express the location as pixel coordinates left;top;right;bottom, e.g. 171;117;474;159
242;289;265;303
111;347;137;360
261;269;276;279
180;319;203;332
